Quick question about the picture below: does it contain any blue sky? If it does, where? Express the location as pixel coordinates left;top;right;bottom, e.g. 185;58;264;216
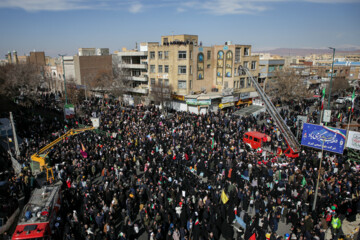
0;0;359;57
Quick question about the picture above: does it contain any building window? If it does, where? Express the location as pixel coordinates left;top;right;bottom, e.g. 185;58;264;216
151;78;155;85
159;78;163;86
190;50;193;60
236;81;239;88
207;64;211;69
189;80;192;90
178;80;186;89
178;51;186;59
233;81;236;89
224;81;228;89
164;65;169;73
235;47;241;62
244;48;249;56
251;61;256;70
158;65;163;73
150;51;155;59
197;53;204;80
207;50;211;60
178;65;186;74
243;61;248;69
164;79;169;87
150;65;155;73
158;51;163;59
240;78;245;88
247;77;251;87
190;65;192;74
164;51;169;59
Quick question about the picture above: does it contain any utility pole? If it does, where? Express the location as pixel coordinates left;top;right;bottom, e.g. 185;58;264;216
59;54;68;105
327;47;336;110
9;112;20;157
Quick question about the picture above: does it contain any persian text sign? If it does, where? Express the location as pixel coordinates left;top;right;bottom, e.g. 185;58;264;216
301;123;347;154
346;131;360;151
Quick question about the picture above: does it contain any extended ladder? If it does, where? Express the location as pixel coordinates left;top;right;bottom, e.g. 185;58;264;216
239;66;301;155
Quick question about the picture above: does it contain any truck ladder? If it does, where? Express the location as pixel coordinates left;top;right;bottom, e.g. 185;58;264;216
239;66;301;154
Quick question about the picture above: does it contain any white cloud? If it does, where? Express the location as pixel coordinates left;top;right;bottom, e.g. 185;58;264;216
129;2;143;13
304;0;360;3
0;0;93;11
176;0;274;15
0;0;358;13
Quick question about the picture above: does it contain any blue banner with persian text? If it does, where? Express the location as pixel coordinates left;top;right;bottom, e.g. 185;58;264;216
301;123;347;154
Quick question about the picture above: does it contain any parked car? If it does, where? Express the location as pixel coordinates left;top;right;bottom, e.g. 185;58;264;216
335;97;349;104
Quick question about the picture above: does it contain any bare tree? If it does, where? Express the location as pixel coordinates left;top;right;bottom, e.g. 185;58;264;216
149;81;173;111
87;70;112;93
266;67;310;101
111;58;131;98
0;63;41;100
65;77;84;104
329;76;350;95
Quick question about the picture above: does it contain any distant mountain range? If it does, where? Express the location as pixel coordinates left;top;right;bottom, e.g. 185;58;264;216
253;48;360;57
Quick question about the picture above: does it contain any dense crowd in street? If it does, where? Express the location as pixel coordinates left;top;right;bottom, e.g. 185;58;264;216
3;93;360;240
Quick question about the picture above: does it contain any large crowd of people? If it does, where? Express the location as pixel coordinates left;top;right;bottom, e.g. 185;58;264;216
3;93;360;240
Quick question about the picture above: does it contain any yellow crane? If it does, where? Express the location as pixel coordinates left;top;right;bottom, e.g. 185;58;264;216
31;126;94;182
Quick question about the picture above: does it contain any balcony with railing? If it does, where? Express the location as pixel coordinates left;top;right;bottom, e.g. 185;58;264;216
127;85;149;94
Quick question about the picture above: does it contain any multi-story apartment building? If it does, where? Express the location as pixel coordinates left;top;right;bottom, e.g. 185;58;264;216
258;58;285;91
147;35;260;106
147;34;199;98
113;43;149;96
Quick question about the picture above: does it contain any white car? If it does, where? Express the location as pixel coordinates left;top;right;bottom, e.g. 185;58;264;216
335;98;346;104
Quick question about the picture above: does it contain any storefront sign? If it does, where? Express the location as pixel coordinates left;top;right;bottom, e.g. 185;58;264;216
186;99;198;105
186;99;211;105
240;92;250;99
197;99;211;105
172;95;185;101
219;102;234;109
221;96;233;103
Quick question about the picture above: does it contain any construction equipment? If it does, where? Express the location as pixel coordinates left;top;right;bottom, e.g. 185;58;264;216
31;126;94;182
239;66;301;158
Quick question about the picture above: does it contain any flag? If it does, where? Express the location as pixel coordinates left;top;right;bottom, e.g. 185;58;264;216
235;215;246;229
81;143;86;152
351;89;356;113
211;137;215;149
195;218;199;225
301;176;306;186
221;190;229;204
249;233;256;240
321;88;326;110
80;149;88;158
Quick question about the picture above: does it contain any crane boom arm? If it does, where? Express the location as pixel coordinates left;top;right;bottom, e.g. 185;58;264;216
37;127;94;154
239;66;301;154
31;126;94;168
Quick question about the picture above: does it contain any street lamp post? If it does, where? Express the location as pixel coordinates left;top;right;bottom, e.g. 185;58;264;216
59;54;68;105
327;47;336;109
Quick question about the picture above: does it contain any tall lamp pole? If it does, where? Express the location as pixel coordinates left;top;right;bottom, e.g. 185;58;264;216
327;47;336;109
59;54;68;105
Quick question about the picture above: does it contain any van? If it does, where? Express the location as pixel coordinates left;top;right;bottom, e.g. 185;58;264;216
243;131;270;150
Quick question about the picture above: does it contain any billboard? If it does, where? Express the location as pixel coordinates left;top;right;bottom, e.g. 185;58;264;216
346;131;360;151
301;123;347;154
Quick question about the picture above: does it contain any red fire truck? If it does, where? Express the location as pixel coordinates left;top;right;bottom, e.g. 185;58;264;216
243;131;270;150
12;185;61;240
